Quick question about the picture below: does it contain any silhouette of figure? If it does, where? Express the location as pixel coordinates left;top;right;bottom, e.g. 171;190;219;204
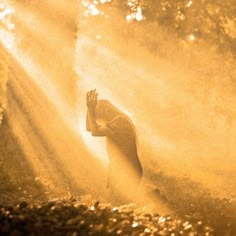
86;89;142;200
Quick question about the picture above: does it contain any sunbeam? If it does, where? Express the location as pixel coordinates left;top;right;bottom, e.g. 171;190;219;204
1;1;236;235
0;1;109;200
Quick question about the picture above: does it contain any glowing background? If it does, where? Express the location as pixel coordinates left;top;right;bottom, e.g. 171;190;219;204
0;0;235;205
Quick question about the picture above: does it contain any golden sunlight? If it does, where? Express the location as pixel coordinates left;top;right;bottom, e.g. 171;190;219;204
0;1;236;235
78;116;109;165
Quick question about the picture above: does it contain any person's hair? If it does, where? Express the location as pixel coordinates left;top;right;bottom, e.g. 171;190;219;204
95;99;137;142
95;100;123;122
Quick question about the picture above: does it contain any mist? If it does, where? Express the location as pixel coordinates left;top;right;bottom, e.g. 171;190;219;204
76;7;236;199
1;1;236;235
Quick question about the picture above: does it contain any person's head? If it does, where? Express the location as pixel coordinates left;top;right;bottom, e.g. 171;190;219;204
95;100;123;124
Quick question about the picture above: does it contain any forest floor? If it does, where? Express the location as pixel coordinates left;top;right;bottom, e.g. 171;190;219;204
0;188;235;236
0;195;214;236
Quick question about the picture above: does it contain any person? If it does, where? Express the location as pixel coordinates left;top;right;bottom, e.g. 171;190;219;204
86;89;143;202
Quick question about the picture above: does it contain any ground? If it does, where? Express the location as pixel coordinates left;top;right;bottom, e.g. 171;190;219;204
0;195;214;236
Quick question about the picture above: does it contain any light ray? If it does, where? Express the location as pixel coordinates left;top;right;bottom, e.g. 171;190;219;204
0;1;108;198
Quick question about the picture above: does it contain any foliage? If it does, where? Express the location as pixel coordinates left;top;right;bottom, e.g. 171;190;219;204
80;0;236;55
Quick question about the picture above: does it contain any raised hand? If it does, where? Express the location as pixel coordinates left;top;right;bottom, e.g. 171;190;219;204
86;89;98;111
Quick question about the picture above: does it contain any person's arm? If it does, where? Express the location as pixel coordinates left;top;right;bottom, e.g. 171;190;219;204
86;90;111;137
86;112;90;131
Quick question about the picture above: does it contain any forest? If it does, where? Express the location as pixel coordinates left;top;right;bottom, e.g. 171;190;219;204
0;0;236;235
